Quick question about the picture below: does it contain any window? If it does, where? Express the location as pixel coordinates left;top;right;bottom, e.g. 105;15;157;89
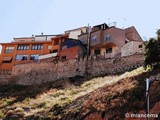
61;56;66;60
30;54;39;60
95;48;101;55
22;55;28;60
2;57;12;63
54;39;59;45
106;34;110;41
80;38;85;44
15;55;28;61
5;47;14;53
93;35;97;43
48;45;52;50
125;40;128;44
139;45;143;48
32;44;43;50
62;46;67;50
17;45;29;50
106;47;112;54
51;49;58;53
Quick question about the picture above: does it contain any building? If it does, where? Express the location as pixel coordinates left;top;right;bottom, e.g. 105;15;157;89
59;38;87;60
0;34;68;70
65;26;88;39
121;26;144;56
78;23;144;59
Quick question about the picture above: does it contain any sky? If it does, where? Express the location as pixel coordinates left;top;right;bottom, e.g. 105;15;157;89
0;0;160;50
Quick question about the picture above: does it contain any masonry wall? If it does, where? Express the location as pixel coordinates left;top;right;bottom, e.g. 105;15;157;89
121;41;144;57
5;54;144;85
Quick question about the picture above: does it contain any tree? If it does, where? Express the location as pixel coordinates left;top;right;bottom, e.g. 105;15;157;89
144;29;160;70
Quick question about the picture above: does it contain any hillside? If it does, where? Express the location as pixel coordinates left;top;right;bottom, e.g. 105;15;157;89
0;67;160;120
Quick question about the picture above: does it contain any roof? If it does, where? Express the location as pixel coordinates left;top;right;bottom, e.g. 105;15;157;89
13;37;35;39
35;34;63;37
125;26;143;42
93;23;109;29
65;26;88;33
51;34;69;40
78;26;123;37
61;38;87;50
0;40;52;45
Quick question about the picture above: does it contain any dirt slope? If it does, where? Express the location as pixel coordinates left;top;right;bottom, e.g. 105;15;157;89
1;67;160;120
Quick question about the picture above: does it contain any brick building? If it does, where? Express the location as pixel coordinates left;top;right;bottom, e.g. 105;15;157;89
0;34;68;70
59;38;87;60
78;23;144;59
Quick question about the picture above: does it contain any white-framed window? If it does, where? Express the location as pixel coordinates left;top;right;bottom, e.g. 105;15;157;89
15;54;28;61
93;35;97;43
17;45;29;50
30;54;39;60
32;44;43;50
106;34;111;41
48;45;52;50
5;46;14;53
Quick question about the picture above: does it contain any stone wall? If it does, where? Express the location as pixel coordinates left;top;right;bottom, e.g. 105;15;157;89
121;41;144;57
0;70;12;84
4;54;144;85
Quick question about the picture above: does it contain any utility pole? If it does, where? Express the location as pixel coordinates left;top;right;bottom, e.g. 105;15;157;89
87;24;91;60
123;18;126;29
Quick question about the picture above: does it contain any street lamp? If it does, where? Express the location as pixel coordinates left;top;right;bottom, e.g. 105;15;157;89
146;78;150;120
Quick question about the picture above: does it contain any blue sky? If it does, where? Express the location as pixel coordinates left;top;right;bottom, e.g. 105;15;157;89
0;0;159;50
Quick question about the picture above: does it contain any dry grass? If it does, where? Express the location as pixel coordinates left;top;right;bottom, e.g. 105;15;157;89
0;67;146;119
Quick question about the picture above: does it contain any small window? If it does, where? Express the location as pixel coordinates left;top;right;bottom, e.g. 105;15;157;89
139;45;143;48
51;49;58;53
81;38;85;44
95;48;101;55
15;55;22;61
106;47;112;54
93;35;97;43
30;54;39;60
61;56;66;60
48;45;52;50
106;34;110;41
62;46;67;50
15;55;28;61
2;57;12;63
54;39;59;45
22;55;28;60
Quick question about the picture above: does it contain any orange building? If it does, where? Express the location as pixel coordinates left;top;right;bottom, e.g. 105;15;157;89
0;34;68;70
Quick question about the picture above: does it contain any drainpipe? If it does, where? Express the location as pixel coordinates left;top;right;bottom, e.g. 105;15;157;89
87;24;91;59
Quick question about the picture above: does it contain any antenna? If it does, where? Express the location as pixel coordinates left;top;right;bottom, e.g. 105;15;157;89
107;17;111;27
123;18;127;29
143;36;147;41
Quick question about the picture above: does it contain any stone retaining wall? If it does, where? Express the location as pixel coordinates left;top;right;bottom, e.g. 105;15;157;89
1;54;144;85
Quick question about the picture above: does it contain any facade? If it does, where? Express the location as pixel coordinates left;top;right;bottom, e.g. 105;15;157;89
59;38;87;60
121;26;145;56
0;23;144;71
78;23;144;59
0;34;68;70
65;26;88;39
